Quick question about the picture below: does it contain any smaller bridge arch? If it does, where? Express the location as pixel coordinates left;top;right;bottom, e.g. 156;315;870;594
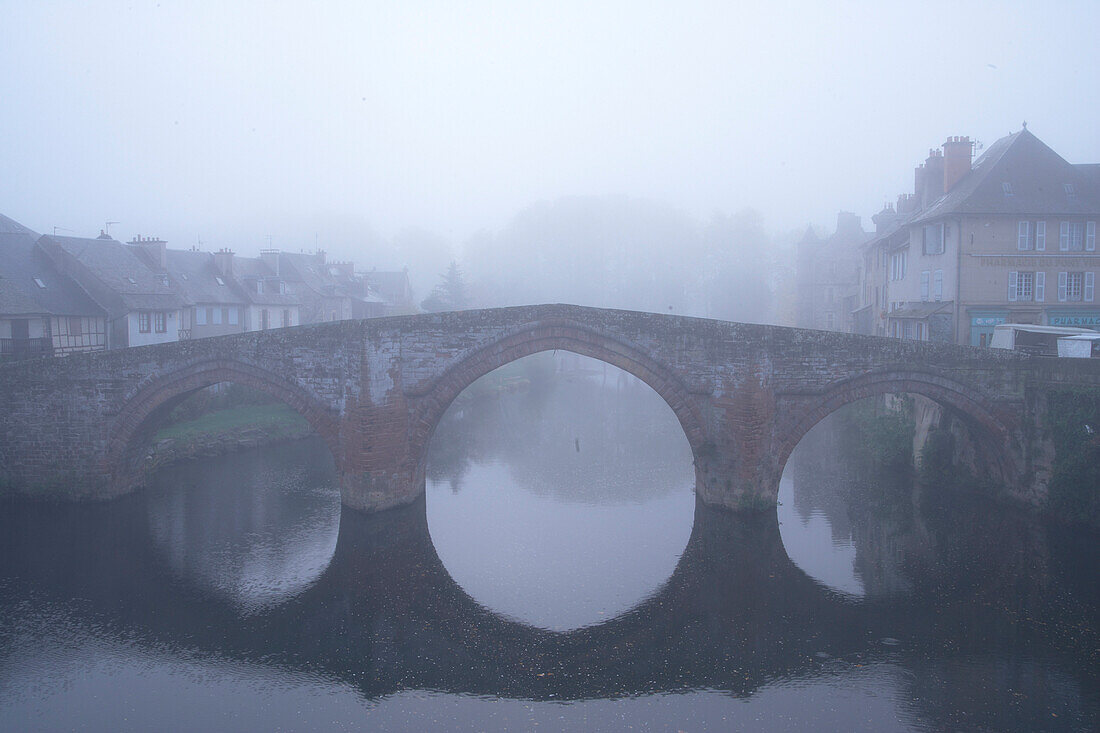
771;366;1022;504
406;319;710;491
105;358;342;491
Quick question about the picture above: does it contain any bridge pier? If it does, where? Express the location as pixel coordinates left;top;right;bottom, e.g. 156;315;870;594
692;433;782;512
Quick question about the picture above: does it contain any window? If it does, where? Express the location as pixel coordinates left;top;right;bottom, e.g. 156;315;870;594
933;270;943;300
278;281;286;294
1008;271;1044;301
33;277;46;288
1061;272;1084;302
228;307;239;326
916;322;925;341
1064;183;1076;197
1061;272;1095;302
1036;221;1046;251
138;312;151;333
195;306;207;325
1060;221;1084;251
69;317;82;336
154;312;166;333
212;307;222;325
215;276;226;286
1017;221;1031;251
1088;221;1096;251
261;309;269;330
282;309;290;327
127;277;137;284
920;271;930;300
256;280;264;294
890;251;907;281
903;321;913;339
1002;182;1013;195
923;223;944;254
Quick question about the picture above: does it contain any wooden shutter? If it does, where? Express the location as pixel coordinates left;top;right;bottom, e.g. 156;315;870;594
1035;272;1045;302
1086;272;1095;303
1036;221;1046;251
1008;271;1018;301
1058;272;1068;302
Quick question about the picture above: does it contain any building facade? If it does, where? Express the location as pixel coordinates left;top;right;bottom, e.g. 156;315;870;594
855;128;1098;345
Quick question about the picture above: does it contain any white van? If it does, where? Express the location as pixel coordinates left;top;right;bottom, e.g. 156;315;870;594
989;323;1099;356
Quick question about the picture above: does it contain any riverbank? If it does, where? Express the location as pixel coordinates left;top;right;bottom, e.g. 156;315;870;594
146;403;313;470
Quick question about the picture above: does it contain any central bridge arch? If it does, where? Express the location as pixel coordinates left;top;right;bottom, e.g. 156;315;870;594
406;319;710;487
105;358;342;493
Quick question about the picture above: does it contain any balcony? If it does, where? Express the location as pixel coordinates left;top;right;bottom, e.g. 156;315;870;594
0;337;54;361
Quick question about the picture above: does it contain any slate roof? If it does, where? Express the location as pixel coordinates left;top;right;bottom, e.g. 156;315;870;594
39;234;182;314
363;270;412;304
0;214;104;317
231;255;301;306
163;249;247;306
911;129;1100;224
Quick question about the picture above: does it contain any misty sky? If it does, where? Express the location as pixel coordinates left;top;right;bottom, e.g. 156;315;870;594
3;0;1098;264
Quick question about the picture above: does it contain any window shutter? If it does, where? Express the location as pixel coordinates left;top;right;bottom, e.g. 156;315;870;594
920;271;929;300
1017;221;1029;250
1058;272;1068;302
1035;272;1045;302
933;270;943;300
1036;221;1046;251
1088;221;1096;251
1008;271;1018;301
1086;272;1095;303
1060;221;1070;251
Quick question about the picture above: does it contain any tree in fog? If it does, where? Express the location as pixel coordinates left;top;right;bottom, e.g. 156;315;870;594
421;261;469;312
464;195;699;314
697;208;775;323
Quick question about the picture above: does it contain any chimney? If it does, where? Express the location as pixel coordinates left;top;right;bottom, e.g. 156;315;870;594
260;249;280;276
920;148;945;208
897;193;917;215
129;235;167;270
942;135;973;192
835;211;861;236
214;248;234;278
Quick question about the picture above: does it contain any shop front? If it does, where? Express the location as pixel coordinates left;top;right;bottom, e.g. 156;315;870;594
968;310;1008;347
1046;309;1100;331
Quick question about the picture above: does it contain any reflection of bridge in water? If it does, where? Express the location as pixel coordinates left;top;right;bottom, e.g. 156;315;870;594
5;494;1094;704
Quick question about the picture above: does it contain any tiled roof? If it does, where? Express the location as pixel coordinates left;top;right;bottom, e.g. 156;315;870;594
164;249;247;306
0;215;104;317
911;129;1100;224
40;235;182;313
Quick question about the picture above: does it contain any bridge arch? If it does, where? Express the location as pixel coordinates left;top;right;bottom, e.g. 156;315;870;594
407;319;709;484
105;358;342;491
772;366;1021;500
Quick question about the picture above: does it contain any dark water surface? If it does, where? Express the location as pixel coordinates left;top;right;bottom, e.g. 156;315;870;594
2;363;1098;731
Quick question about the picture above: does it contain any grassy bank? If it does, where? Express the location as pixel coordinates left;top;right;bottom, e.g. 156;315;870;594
154;403;310;442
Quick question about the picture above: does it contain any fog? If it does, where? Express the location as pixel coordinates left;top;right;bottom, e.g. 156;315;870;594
3;1;1098;315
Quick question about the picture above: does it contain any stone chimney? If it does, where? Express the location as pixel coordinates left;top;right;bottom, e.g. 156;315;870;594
919;148;945;208
214;248;234;278
835;211;862;237
896;193;918;216
128;235;167;269
872;203;899;235
942;136;973;192
260;249;280;276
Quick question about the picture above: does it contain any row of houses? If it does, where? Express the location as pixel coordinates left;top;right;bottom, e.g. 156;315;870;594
798;125;1100;346
0;214;415;359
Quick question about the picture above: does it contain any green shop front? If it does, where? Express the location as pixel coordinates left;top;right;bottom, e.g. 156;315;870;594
968;310;1008;347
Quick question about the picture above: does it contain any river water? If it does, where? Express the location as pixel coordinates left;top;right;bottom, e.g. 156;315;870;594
1;356;1098;731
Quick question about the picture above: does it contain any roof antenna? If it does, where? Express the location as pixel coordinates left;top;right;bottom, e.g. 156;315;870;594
105;221;119;236
1021;120;1027;130
52;226;72;235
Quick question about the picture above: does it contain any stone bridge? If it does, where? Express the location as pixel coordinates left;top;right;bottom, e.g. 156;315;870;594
2;304;1098;511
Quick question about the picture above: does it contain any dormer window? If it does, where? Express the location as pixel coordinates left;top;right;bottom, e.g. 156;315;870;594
278;281;286;294
1064;183;1076;197
33;277;46;288
215;276;225;286
1002;182;1013;196
256;280;264;294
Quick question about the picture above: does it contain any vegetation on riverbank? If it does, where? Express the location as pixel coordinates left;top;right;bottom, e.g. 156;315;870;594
1045;388;1100;526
